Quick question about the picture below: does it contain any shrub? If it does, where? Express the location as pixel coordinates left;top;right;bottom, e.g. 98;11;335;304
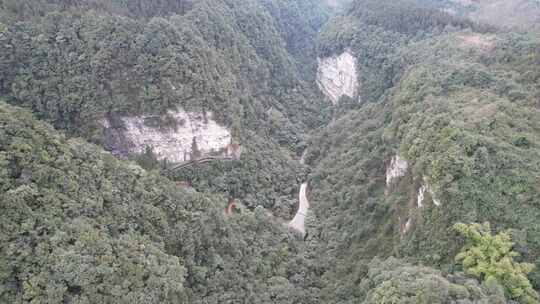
454;222;539;304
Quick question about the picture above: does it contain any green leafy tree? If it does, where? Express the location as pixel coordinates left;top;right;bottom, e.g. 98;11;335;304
360;257;505;304
454;222;539;304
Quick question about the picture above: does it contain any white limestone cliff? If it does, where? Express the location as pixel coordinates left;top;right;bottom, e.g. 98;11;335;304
316;51;359;104
386;155;409;186
300;149;307;165
417;180;441;208
403;218;412;234
417;185;427;208
102;109;238;163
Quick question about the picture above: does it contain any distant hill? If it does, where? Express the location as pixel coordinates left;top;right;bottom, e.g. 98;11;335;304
0;0;330;217
418;0;540;29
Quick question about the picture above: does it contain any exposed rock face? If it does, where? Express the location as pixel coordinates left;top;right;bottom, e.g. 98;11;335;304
417;185;427;208
386;155;409;186
404;218;412;234
399;216;413;235
417;180;441;208
102;109;238;163
316;51;359;104
300;149;307;165
431;189;441;206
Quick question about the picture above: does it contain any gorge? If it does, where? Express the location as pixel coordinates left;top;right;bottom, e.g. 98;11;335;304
1;0;539;303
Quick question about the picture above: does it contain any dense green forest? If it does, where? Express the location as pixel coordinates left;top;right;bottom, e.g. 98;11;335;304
1;0;540;303
307;0;540;303
0;102;321;303
0;0;330;216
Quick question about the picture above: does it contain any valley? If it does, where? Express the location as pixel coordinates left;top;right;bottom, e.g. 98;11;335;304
1;0;540;303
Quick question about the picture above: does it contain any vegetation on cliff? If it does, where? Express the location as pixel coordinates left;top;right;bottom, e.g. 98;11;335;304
1;0;539;303
308;1;540;302
0;102;320;303
0;0;330;217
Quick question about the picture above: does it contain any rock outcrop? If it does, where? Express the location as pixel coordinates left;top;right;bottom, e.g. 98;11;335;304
316;51;359;104
102;109;239;163
417;180;441;208
386;155;409;186
300;149;307;165
403;218;412;234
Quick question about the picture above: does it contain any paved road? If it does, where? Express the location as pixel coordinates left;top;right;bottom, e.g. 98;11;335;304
300;150;307;165
288;182;309;235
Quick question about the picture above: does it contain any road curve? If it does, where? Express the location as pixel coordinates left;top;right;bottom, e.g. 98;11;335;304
288;182;309;235
300;150;307;165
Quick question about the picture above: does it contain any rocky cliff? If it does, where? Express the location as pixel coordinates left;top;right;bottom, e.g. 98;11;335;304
102;109;238;163
316;51;359;104
386;155;409;186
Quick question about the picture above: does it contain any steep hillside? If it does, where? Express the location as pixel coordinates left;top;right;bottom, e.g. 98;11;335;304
2;0;540;303
0;0;330;216
307;0;540;302
0;102;502;304
0;101;321;303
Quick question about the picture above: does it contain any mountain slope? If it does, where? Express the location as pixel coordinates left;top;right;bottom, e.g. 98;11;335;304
2;0;540;303
0;101;322;303
0;0;331;217
307;1;540;302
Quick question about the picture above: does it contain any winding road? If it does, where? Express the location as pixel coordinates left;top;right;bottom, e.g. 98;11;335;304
288;182;309;235
288;149;310;236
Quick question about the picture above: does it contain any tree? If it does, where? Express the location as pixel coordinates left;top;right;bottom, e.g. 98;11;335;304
360;257;505;304
454;222;539;304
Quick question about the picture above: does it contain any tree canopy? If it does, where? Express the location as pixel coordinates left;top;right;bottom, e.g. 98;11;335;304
455;222;538;303
1;0;540;303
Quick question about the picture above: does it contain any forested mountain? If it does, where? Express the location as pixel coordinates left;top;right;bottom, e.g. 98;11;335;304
0;0;329;132
1;0;540;303
0;102;320;303
0;0;331;217
307;0;540;302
